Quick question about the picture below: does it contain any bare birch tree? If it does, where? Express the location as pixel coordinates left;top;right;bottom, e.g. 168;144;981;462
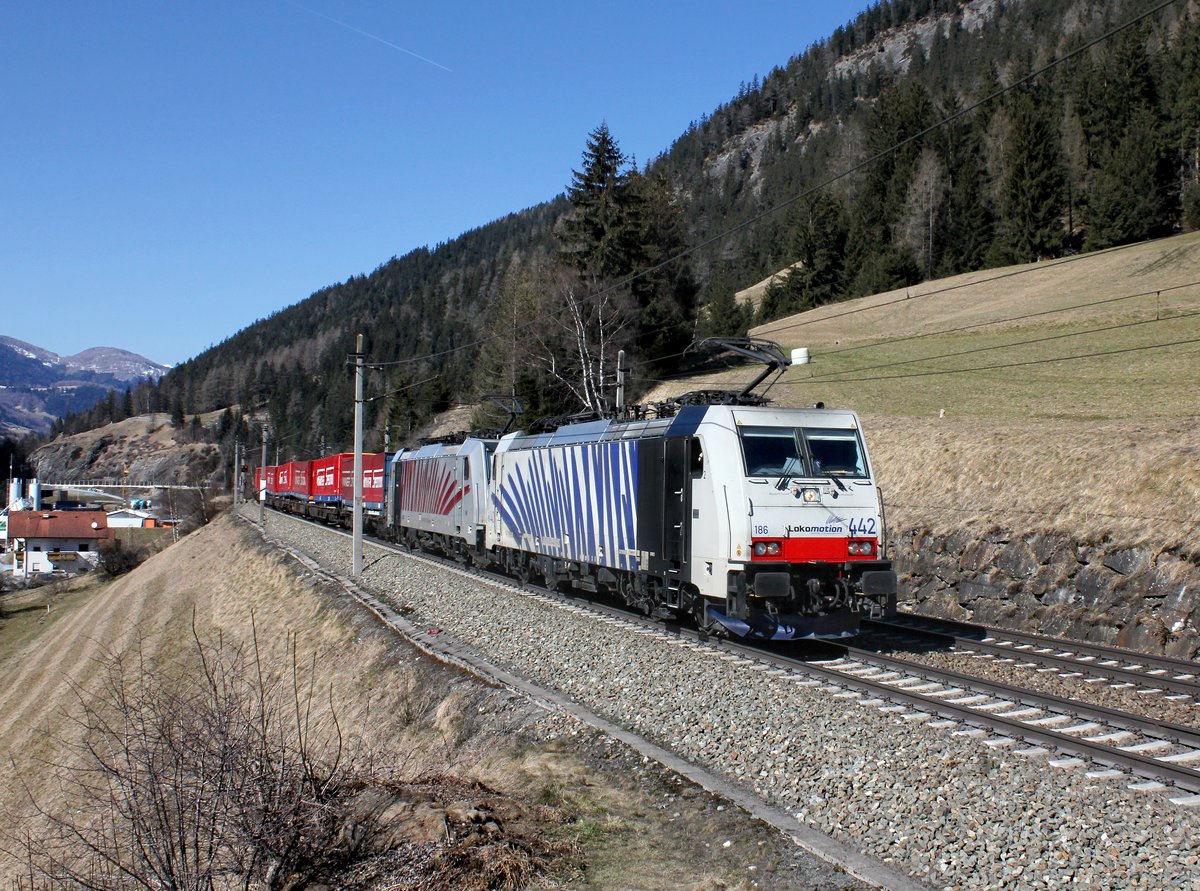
530;266;635;417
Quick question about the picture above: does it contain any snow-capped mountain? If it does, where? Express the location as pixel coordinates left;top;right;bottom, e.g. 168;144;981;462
0;336;168;437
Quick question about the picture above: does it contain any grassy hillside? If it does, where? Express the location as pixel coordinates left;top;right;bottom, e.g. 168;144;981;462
0;516;844;889
648;232;1200;550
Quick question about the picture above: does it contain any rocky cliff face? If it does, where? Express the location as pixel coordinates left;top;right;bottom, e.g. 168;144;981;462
892;527;1200;659
31;414;221;488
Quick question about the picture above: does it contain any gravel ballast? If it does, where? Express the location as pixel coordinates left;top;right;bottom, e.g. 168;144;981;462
252;509;1200;890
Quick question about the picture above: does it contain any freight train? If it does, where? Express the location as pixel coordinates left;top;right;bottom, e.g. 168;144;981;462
254;342;897;639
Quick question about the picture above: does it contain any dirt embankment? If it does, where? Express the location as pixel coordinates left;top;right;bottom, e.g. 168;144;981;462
0;516;858;890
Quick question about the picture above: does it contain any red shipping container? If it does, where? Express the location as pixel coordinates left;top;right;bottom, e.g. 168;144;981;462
276;463;291;494
312;453;346;502
265;465;279;495
339;452;385;508
284;460;312;499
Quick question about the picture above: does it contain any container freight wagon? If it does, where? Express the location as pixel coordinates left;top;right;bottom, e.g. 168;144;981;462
282;461;313;501
312;454;344;504
268;452;388;526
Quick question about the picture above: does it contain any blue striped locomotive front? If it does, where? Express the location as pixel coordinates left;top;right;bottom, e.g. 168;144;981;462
494;437;638;572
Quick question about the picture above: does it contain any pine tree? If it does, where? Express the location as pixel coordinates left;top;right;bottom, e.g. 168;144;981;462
103;390;118;424
696;262;752;338
999;90;1065;263
759;190;848;321
627;171;698;366
698;287;752;338
546;125;699;413
1085;108;1164;249
937;99;995;275
559;123;641;280
846;80;936;295
1170;15;1200;228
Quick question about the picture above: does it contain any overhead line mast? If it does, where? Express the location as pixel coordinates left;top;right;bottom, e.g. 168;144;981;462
352;333;365;577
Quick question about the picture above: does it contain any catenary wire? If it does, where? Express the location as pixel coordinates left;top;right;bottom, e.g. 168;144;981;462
626;327;1200;389
642;271;1200;379
753;238;1172;345
816;281;1198;360
781;333;1200;384
807;297;1200;381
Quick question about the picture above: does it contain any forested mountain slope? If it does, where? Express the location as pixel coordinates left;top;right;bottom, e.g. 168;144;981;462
59;0;1200;457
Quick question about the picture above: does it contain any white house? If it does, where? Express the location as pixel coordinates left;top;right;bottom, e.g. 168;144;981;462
7;510;113;577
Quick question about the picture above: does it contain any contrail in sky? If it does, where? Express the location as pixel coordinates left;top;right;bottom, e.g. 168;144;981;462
298;5;453;72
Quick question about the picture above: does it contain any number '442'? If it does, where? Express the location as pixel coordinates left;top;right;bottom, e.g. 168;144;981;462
848;516;878;536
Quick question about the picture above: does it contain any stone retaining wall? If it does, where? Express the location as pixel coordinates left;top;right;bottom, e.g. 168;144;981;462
891;527;1200;659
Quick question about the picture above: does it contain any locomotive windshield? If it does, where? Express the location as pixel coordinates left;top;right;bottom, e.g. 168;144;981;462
803;428;868;478
739;425;868;479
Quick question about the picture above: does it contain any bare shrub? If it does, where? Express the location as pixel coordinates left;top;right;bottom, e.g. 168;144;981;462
8;617;387;889
96;540;147;577
3;612;572;890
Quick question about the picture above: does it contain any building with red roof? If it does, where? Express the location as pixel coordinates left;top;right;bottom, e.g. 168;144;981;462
7;510;113;578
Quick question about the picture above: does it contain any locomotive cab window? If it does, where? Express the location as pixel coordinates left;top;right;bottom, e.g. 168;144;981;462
689;437;705;476
804;428;868;478
739;426;806;477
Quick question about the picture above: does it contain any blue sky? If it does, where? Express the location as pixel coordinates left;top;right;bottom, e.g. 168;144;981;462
3;2;869;366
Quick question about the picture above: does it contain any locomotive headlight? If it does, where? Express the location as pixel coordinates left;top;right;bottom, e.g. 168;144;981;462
847;540;876;556
753;541;782;557
799;487;820;503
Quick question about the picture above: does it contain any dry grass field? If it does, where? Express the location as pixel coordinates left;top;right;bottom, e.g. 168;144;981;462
0;516;850;889
651;231;1200;550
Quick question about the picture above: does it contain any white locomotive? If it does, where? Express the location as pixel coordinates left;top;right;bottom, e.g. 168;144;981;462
388;400;896;640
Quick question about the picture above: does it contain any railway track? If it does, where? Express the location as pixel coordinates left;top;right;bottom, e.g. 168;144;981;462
431;551;1200;799
267;506;1200;802
863;614;1200;699
797;645;1200;796
518;591;1200;799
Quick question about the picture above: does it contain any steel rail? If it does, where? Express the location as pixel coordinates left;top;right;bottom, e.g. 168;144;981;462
865;616;1200;698
715;639;1200;794
872;614;1200;676
832;644;1200;746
